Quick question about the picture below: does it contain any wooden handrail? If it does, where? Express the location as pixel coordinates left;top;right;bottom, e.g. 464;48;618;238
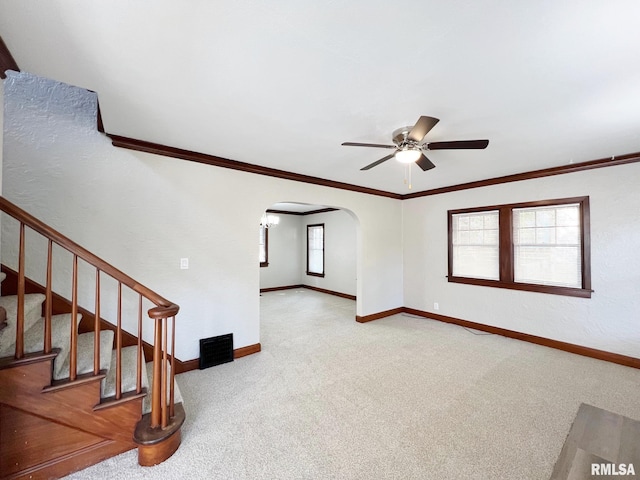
148;304;180;319
0;196;177;313
0;195;180;435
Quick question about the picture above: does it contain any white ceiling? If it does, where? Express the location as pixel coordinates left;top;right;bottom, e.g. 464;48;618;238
2;1;640;195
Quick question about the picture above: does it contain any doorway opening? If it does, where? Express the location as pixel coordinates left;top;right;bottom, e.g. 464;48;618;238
257;202;361;346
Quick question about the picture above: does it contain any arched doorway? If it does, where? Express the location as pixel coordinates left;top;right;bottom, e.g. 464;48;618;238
257;202;361;347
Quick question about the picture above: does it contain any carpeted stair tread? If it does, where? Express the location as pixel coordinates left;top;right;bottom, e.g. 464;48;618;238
102;345;148;399
2;312;82;359
55;329;114;380
143;360;183;415
0;293;46;357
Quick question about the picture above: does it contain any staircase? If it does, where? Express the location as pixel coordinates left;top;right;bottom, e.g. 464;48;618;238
0;196;185;479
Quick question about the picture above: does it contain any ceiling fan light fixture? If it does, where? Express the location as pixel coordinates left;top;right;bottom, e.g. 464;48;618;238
342;115;489;173
395;147;422;164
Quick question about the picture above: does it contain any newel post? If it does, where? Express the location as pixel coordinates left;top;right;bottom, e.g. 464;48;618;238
150;317;163;428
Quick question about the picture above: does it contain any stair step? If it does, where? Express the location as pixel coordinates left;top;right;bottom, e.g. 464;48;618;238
44;370;106;393
143;360;183;415
0;293;46;357
55;329;114;380
102;345;148;399
11;312;81;358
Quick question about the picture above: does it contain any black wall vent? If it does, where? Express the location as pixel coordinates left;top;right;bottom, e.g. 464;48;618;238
199;333;234;369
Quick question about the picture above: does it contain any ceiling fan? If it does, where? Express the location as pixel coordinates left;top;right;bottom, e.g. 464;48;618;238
342;116;489;171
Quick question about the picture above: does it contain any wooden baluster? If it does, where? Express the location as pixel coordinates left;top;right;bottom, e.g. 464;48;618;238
44;240;53;353
151;318;162;428
161;317;168;428
116;282;122;399
170;315;176;418
136;294;143;394
16;223;26;359
70;255;79;381
93;269;101;375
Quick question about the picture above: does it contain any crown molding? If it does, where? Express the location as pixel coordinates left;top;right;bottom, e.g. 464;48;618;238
111;133;640;201
0;36;20;79
401;152;640;199
108;134;402;200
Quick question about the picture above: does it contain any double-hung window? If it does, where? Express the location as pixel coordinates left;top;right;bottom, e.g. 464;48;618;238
448;197;591;297
306;224;324;277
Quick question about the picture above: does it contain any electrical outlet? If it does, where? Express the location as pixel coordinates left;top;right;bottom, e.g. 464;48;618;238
434;302;439;311
180;258;189;270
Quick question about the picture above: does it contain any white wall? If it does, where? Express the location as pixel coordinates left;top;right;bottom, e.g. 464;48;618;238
2;72;404;361
302;209;357;297
403;164;640;358
259;208;357;296
259;213;302;289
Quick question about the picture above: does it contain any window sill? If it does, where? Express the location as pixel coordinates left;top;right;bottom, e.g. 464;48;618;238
260;262;269;268
306;272;325;278
448;276;592;298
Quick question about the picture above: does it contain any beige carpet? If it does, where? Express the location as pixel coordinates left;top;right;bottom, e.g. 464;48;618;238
64;289;640;479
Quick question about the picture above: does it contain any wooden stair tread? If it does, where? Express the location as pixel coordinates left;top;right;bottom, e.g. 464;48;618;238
95;389;148;411
0;349;59;370
43;370;106;393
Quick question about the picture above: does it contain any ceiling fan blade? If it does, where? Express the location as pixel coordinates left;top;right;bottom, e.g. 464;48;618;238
415;154;436;171
426;139;489;150
342;142;396;149
360;154;395;171
407;116;440;142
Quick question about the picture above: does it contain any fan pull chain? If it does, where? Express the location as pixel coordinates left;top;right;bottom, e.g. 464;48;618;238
402;164;413;189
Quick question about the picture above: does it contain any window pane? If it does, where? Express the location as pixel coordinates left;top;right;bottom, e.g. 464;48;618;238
556;226;579;244
519;227;536;244
513;204;581;287
536;209;556;227
259;226;267;263
556;207;579;226
307;225;324;274
535;227;555;244
452;211;499;280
